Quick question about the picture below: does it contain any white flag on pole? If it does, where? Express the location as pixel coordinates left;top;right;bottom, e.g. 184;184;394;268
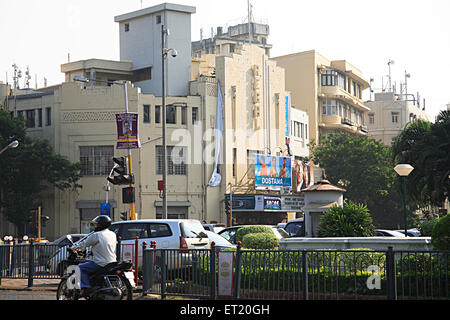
208;83;223;187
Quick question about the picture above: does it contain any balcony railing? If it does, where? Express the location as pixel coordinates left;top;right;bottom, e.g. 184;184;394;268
341;118;354;126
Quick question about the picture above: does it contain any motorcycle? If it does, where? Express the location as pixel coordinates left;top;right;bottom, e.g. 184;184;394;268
56;248;136;300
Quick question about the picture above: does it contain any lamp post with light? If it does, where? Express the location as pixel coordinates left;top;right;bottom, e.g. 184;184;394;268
394;164;414;236
160;24;177;219
0;140;19;156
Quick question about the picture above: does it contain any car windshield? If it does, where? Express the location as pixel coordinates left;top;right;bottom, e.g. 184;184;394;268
273;227;289;238
181;221;208;238
205;231;233;246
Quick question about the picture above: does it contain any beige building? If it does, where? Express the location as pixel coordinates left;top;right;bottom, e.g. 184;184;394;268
0;41;297;239
365;91;431;145
273;50;371;144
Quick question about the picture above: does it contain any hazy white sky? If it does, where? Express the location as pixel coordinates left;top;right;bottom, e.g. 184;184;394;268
1;0;449;119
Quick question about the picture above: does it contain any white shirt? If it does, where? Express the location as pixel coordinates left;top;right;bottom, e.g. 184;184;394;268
72;229;117;267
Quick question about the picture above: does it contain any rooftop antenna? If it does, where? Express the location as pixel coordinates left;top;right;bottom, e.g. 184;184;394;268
24;66;31;89
12;64;22;90
247;0;253;44
387;59;394;92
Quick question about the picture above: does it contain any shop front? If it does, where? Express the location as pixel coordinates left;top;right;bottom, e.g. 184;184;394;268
224;194;305;226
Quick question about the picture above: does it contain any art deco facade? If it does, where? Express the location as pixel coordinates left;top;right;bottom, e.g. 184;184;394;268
273;50;371;143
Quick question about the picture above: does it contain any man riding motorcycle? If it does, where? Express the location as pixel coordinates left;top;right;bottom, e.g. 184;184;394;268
70;215;117;297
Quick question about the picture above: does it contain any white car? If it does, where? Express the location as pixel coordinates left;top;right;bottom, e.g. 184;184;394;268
204;230;235;251
375;229;406;237
110;219;211;268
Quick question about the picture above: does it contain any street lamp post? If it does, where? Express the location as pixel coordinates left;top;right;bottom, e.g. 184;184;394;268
161;24;177;219
0;140;19;155
394;164;414;236
73;76;136;220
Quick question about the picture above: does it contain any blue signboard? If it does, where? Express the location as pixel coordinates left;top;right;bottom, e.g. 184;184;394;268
100;203;111;216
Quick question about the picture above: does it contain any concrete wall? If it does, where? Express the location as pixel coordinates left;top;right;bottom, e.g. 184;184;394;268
279;237;434;251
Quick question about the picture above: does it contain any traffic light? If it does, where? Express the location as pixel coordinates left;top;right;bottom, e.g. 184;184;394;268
122;187;135;204
120;211;128;221
225;199;230;216
41;215;50;227
107;157;134;185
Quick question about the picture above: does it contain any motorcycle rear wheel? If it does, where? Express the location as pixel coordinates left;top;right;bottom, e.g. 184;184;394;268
117;274;133;300
56;279;79;300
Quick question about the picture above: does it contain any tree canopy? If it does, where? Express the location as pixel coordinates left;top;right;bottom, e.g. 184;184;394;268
310;132;413;228
0;109;82;230
392;110;450;206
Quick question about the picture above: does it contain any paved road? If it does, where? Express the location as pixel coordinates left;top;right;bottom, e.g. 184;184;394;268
0;290;55;300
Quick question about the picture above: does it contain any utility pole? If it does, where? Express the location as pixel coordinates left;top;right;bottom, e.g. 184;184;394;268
161;24;168;219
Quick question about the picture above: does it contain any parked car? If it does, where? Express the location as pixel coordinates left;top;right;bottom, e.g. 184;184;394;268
110;219;210;268
375;229;406;237
395;228;421;237
47;234;90;275
283;218;305;237
218;225;289;245
39;233;86;266
202;223;225;233
48;220;210;276
204;230;235;251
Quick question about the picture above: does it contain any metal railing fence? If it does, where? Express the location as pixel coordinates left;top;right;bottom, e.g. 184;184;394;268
142;245;449;300
1;240;449;300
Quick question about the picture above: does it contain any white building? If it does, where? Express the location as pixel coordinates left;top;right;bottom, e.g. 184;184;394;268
114;3;196;96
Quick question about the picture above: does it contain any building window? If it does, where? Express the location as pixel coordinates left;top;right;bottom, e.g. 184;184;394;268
321;100;338;116
369;113;375;125
80;146;114;176
124;23;130;32
156;15;161;24
45;107;51;126
181;106;187;125
26;110;35;128
192;107;198;124
155;105;161;124
155;146;187;175
143;105;150;123
37;108;42;127
166;105;176;124
321;69;345;89
392;112;399;123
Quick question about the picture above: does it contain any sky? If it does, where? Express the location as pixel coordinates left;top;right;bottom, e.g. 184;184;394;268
1;0;449;120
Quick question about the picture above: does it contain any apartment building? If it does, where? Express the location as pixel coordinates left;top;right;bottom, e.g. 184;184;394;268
273;50;371;143
365;91;431;145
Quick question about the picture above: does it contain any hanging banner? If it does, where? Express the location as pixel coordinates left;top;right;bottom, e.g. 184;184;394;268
208;83;223;187
255;155;292;190
217;251;234;297
116;113;141;149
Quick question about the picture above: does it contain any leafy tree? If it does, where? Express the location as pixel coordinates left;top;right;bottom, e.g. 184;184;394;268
318;201;375;237
310;132;412;228
431;214;450;250
392;111;450;206
0;110;82;232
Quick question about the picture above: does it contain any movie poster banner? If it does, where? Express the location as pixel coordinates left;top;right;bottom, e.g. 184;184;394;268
294;160;314;192
254;155;291;190
116;113;141;149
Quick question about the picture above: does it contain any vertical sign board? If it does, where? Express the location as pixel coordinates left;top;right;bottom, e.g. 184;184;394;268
217;251;234;297
100;203;111;217
116;113;141;149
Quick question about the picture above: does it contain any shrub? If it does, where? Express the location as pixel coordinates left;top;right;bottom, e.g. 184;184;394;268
431;215;450;250
419;219;439;236
235;225;273;243
318;201;375;237
241;232;278;250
